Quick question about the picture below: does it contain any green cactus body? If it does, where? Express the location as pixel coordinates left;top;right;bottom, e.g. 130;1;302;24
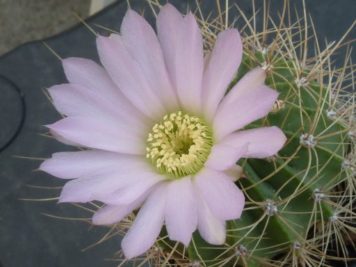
184;51;352;266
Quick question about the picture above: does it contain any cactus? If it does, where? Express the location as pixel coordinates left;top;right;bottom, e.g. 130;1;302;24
114;1;354;266
44;1;355;266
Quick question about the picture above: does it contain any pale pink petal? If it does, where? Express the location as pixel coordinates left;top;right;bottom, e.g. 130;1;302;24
48;83;148;133
214;85;278;140
96;35;166;119
47;116;145;154
49;130;80;146
93;204;136;226
58;159;157;203
62;57;148;127
165;177;197;246
220;67;266;106
63;57;119;99
203;29;242;120
157;4;204;113
59;173;124;203
97;175;164;205
40;150;136;179
221;126;287;158
197;193;226;245
205;143;248;171
194;168;245;220
92;192;148;225
120;10;178;110
121;185;166;259
48;84;99;117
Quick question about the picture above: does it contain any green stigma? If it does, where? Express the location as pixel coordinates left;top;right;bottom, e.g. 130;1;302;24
146;111;213;178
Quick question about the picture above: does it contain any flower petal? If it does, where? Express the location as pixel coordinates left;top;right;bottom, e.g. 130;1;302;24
165;177;197;246
58;174;123;203
49;130;79;146
60;156;152;202
219;67;267;106
58;158;156;203
96;34;166;119
62;57;119;100
157;4;204;113
194;168;245;220
62;57;148;129
92;192;148;225
40;150;134;179
221;126;287;158
47;116;145;154
121;185;166;259
48;84;100;117
48;84;148;134
121;10;178;110
92;204;136;226
97;174;163;205
197;193;226;245
206;143;248;171
203;29;242;120
214;84;278;140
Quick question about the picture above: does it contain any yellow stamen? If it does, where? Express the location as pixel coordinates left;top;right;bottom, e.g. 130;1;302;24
146;111;213;178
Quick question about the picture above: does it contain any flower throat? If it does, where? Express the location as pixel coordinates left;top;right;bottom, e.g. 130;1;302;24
146;111;213;178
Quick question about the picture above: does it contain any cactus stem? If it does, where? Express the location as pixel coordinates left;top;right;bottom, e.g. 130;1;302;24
254;218;275;258
275;215;304;241
244;147;302;191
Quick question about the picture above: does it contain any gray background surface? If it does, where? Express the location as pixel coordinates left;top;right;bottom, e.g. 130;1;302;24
0;0;90;55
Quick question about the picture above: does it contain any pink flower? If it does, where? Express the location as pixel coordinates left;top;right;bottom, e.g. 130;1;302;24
40;4;286;259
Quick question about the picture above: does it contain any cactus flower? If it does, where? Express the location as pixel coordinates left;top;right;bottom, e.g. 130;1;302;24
40;4;286;259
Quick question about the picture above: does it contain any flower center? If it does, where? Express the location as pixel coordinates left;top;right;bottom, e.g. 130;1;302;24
146;111;213;178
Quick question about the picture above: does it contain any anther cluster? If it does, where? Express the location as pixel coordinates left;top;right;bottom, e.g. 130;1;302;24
146;111;213;178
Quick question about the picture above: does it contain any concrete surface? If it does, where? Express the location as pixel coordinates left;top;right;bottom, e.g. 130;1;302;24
0;0;90;55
